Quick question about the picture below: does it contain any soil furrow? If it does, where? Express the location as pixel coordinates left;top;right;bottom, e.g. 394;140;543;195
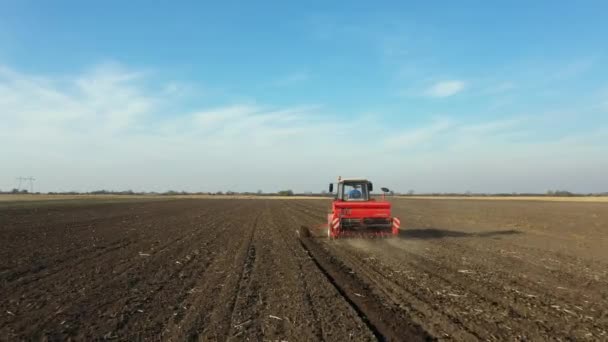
2;197;607;341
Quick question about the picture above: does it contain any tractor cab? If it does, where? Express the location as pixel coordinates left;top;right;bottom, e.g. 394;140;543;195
330;178;373;202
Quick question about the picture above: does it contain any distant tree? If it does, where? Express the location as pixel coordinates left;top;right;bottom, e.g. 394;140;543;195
257;190;263;195
407;190;414;196
546;189;574;197
11;188;19;194
554;190;574;197
278;190;294;196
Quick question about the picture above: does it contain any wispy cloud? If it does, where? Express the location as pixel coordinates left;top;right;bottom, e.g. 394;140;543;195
425;80;465;98
382;117;527;151
272;71;311;86
383;119;452;149
1;63;605;193
552;57;595;80
458;118;524;134
0;63;351;191
482;81;516;95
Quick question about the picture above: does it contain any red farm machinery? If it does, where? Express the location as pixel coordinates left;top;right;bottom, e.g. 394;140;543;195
326;177;401;238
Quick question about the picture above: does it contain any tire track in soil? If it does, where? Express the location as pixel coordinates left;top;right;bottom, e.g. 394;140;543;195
329;244;506;340
113;201;254;340
175;203;263;341
298;236;432;342
323;228;608;339
270;203;325;341
246;201;475;339
283;201;541;339
380;241;608;339
282;201;503;340
224;201;365;341
282;202;517;338
280;201;431;341
381;239;608;337
224;211;261;340
182;200;378;341
282;200;544;340
266;201;376;341
282;199;608;340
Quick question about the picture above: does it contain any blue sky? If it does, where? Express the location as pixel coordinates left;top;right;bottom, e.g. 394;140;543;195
1;1;607;193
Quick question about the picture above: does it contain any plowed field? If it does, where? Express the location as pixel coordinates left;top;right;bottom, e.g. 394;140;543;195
1;198;607;341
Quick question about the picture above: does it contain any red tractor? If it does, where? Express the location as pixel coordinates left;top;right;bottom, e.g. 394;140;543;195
327;177;400;238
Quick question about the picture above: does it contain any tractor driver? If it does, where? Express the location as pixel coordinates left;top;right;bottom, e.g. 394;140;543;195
348;185;362;199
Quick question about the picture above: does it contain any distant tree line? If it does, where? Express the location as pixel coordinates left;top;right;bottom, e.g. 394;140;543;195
2;188;607;197
0;189;40;194
0;189;310;197
397;190;608;197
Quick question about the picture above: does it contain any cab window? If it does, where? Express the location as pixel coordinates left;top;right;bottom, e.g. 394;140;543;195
343;183;368;201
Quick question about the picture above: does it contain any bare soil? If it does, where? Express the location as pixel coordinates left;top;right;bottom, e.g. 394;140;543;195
1;198;607;341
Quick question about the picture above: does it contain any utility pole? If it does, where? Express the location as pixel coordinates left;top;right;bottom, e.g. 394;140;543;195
27;177;35;193
16;176;35;193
